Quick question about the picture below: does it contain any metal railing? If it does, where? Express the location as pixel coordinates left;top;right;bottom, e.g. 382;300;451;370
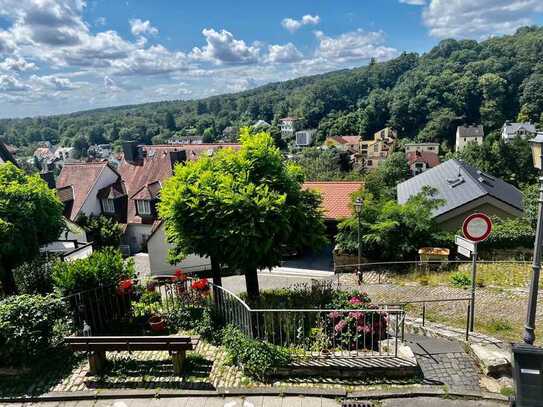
209;283;405;358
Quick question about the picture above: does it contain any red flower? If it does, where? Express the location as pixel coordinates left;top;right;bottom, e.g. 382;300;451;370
172;269;187;282
119;279;133;290
191;278;209;291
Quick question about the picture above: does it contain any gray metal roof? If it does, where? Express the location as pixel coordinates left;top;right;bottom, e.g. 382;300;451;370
457;125;484;138
502;122;537;135
397;159;523;217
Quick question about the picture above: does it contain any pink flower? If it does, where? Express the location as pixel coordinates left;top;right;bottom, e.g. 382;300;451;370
328;311;341;320
334;320;347;333
349;311;364;321
349;296;363;305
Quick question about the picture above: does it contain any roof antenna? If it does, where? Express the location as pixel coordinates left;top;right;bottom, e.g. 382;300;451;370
457;165;462;177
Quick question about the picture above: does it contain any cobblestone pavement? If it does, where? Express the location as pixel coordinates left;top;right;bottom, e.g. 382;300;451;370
2;397;505;407
406;335;481;394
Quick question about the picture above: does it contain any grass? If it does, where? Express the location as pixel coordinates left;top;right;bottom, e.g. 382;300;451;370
392;262;536;289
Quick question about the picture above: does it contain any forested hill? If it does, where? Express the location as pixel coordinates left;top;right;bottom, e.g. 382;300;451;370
2;26;543;151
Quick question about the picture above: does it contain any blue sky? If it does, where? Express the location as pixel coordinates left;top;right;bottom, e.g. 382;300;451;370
0;0;542;118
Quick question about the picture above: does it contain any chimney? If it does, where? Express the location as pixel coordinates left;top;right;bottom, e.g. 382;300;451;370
169;150;187;170
122;141;138;162
40;171;55;189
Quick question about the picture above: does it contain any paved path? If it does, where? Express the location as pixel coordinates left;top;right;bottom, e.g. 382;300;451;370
406;335;481;393
3;397;506;407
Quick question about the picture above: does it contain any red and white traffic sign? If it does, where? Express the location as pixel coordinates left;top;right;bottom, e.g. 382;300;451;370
462;213;493;242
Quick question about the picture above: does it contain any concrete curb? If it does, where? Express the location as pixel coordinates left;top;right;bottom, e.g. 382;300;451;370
0;386;509;404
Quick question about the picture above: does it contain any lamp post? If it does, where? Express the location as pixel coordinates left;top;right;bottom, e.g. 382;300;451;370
354;197;363;285
524;133;543;345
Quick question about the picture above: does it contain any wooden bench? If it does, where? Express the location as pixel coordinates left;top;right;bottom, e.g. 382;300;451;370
64;335;199;375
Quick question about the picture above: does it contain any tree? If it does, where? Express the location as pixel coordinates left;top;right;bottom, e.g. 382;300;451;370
164;112;176;131
77;214;123;249
335;188;449;261
0;163;64;293
159;129;327;301
364;152;410;200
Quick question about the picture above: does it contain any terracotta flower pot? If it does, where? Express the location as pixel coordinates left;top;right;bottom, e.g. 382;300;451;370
148;315;166;333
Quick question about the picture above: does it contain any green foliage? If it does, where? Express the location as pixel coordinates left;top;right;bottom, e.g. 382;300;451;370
364;152;410;200
292;147;361;181
0;294;68;367
452;135;536;187
51;248;134;294
336;188;451;261
159;129;327;298
222;325;292;381
449;272;471;288
0;162;64;291
2;27;543;158
481;216;534;250
77;214;123;249
12;257;54;295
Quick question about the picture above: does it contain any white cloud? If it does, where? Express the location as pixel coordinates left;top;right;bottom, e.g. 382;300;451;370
95;16;107;26
399;0;426;5
266;43;303;63
281;14;320;33
112;44;189;75
0;74;31;92
314;29;398;63
129;18;159;37
191;28;260;65
422;0;543;39
0;56;36;72
30;74;78;90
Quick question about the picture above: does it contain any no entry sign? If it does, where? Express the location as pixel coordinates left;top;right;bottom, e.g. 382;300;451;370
462;213;493;242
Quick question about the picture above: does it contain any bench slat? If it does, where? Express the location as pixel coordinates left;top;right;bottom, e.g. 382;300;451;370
65;336;194;344
68;342;197;352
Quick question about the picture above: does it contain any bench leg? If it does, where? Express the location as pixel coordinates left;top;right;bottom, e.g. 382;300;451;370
171;351;186;375
88;351;106;375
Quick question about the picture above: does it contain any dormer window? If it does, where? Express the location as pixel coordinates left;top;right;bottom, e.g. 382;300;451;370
101;198;115;214
136;199;152;216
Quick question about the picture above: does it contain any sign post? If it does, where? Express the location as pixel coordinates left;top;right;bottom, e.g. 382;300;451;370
460;213;493;332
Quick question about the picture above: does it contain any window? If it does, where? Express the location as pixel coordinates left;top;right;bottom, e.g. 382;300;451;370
101;198;115;214
136;199;152;216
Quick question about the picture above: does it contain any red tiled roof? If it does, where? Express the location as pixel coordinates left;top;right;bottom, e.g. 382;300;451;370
329;135;361;145
56;162;112;221
302;181;363;220
407;151;440;168
119;144;240;225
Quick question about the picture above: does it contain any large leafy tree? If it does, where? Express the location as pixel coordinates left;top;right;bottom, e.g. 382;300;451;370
159;129;327;300
0;163;64;293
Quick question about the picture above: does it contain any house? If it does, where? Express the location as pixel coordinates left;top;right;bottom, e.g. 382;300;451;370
0;139;18;166
41;217;92;261
405;143;440;176
397;159;523;231
253;120;271;129
325;136;361;153
302;181;363;225
54;147;75;160
55;141;241;255
407;151;441;177
168;137;203;145
295;129;316;147
33;145;55;162
56;161;121;222
455;125;484;151
279;117;300;138
501;121;537;142
405;143;440;154
359;127;398;170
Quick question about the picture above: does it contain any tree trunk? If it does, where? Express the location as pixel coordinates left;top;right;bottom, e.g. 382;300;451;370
211;258;222;287
244;266;260;303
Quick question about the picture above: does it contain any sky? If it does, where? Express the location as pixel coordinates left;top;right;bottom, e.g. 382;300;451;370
0;0;542;118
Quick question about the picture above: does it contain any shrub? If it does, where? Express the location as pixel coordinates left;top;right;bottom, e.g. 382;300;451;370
450;272;471;288
13;257;54;294
0;294;68;367
164;303;222;344
222;325;292;381
77;214;123;249
52;248;134;294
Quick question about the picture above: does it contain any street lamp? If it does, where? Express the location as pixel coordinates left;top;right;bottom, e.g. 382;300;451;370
524;132;543;344
354;197;363;285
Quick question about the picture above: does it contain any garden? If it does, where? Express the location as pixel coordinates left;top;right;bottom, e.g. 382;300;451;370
0;248;408;396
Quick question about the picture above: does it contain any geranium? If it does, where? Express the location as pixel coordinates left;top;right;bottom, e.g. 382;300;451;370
117;279;133;295
171;269;187;282
191;278;209;291
348;311;364;321
349;296;363;305
328;311;341;321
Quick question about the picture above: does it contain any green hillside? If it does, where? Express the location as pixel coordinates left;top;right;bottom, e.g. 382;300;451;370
1;26;543;152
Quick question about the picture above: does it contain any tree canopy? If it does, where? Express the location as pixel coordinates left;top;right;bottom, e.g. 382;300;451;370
159;129;327;300
0;162;64;292
2;27;543;153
